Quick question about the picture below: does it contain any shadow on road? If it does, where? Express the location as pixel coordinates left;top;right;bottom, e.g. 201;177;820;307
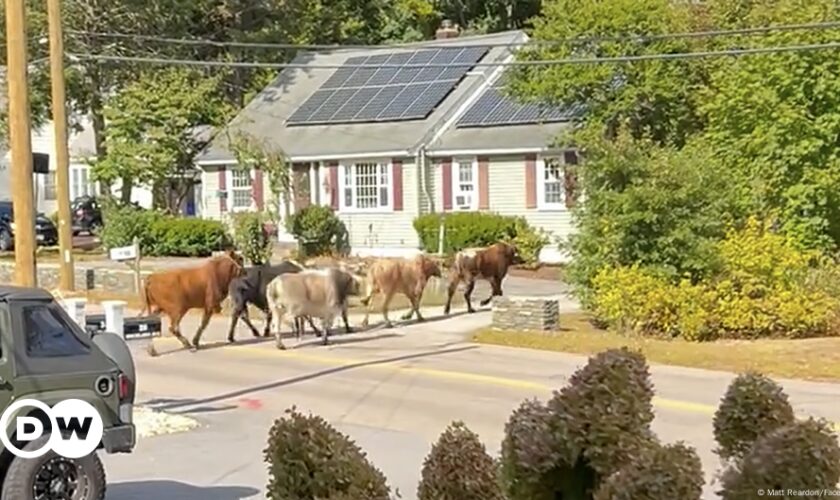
142;344;479;413
108;481;258;499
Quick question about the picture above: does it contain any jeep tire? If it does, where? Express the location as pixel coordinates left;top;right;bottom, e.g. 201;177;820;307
1;435;106;500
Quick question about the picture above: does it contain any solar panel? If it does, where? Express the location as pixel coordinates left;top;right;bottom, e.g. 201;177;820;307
286;45;490;125
456;81;582;128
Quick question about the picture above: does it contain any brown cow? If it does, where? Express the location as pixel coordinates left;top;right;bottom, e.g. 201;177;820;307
443;242;523;315
140;250;245;350
359;254;442;328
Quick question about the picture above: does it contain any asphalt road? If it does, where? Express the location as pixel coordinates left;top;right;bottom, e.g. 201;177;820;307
99;292;840;500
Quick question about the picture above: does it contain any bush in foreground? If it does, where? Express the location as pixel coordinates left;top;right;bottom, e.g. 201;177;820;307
719;418;840;500
147;216;230;257
417;421;504;500
593;442;704;500
230;211;273;265
713;372;795;461
264;407;391;500
286;205;349;257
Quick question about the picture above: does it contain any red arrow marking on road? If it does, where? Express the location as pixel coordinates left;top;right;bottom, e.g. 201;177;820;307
238;398;263;410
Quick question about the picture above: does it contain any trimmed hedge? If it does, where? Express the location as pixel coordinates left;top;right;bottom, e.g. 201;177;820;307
286;205;349;257
719;419;840;500
713;372;795;461
264;407;391;500
413;212;549;264
100;204;230;257
417;421;504;500
230;211;273;265
593;442;704;500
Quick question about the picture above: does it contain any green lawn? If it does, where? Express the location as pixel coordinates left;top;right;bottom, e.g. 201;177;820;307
474;313;840;382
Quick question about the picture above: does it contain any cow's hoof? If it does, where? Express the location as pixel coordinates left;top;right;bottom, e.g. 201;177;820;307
443;308;450;315
227;337;235;344
345;327;354;334
400;313;413;321
416;316;426;323
383;321;394;329
177;338;192;350
276;343;286;350
467;308;476;314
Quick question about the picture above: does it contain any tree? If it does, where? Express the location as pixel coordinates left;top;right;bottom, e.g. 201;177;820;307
228;131;292;227
91;68;232;207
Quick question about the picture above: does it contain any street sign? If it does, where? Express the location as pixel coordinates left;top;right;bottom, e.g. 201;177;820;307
109;245;137;261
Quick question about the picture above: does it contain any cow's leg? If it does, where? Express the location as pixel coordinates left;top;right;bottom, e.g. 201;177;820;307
443;274;461;315
360;286;378;327
307;316;322;337
168;313;192;350
480;276;503;307
239;307;262;338
262;308;272;337
463;278;477;313
191;310;213;350
381;290;396;328
272;307;287;350
342;308;353;334
406;294;425;322
321;317;333;346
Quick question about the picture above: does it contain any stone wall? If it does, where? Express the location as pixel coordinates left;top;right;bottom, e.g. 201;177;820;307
491;295;560;332
0;262;151;294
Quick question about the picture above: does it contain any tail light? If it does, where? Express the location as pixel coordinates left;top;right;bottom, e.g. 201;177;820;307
118;373;131;401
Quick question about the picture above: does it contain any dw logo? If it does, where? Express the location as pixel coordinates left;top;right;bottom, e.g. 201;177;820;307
0;399;104;459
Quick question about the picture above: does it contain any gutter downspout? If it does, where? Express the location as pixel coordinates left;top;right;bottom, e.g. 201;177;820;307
419;146;433;213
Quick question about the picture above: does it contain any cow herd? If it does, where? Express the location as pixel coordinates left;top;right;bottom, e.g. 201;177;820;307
139;242;523;351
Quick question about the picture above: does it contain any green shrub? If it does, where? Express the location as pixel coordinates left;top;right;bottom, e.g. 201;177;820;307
719;419;840;500
230;211;272;265
511;218;551;267
264;407;391;500
286;205;349;258
551;348;657;479
713;372;795;461
417;421;504;500
590;219;840;341
593;442;704;500
99;203;164;253
146;217;230;257
499;399;567;500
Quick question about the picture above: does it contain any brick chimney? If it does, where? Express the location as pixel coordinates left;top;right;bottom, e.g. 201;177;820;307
435;19;459;40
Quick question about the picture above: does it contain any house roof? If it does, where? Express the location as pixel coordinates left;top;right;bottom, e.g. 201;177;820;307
197;30;530;163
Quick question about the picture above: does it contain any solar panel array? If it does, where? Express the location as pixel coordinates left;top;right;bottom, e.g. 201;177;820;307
456;83;583;128
287;46;489;126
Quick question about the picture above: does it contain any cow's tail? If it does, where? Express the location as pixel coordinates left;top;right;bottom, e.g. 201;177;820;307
139;278;154;316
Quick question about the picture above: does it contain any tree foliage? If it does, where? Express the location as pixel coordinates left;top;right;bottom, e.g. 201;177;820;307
91;68;231;205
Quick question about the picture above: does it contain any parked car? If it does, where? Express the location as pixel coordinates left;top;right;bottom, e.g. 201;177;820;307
0;201;58;251
0;285;136;499
71;195;103;236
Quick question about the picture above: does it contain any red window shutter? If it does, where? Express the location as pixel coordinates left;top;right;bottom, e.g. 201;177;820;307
218;166;227;213
478;156;489;210
327;162;339;210
525;154;537;209
442;157;453;211
392;159;403;211
253;167;264;210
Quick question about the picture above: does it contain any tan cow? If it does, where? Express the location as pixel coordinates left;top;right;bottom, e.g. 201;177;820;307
266;267;366;349
360;254;442;328
443;241;523;315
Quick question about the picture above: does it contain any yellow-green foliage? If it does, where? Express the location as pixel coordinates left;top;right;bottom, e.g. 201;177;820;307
591;218;840;341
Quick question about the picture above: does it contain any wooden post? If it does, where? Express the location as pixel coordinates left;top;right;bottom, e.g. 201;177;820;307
47;0;75;291
132;236;141;294
5;0;37;286
437;218;445;256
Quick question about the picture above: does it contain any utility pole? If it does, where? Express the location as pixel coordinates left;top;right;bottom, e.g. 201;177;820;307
47;0;74;290
4;0;37;287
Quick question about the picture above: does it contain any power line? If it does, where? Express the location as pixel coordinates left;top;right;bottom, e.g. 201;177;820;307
66;41;840;69
66;20;840;51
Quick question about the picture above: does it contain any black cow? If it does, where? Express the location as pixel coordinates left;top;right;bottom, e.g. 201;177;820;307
226;260;352;343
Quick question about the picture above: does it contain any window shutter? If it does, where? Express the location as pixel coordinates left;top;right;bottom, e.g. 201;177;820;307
478;156;489;210
327;161;339;210
392;159;403;211
525;154;537;209
564;151;580;208
442;157;453;211
219;166;227;213
253;167;264;210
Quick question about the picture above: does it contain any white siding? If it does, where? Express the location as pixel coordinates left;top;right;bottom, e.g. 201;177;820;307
339;158;420;251
487;154;576;245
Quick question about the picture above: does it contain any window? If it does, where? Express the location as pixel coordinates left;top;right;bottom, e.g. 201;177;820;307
230;168;253;210
538;157;565;209
43;171;57;200
22;304;90;358
453;159;477;211
341;162;390;211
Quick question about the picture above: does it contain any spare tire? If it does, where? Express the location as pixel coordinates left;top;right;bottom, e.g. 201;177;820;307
91;331;136;402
